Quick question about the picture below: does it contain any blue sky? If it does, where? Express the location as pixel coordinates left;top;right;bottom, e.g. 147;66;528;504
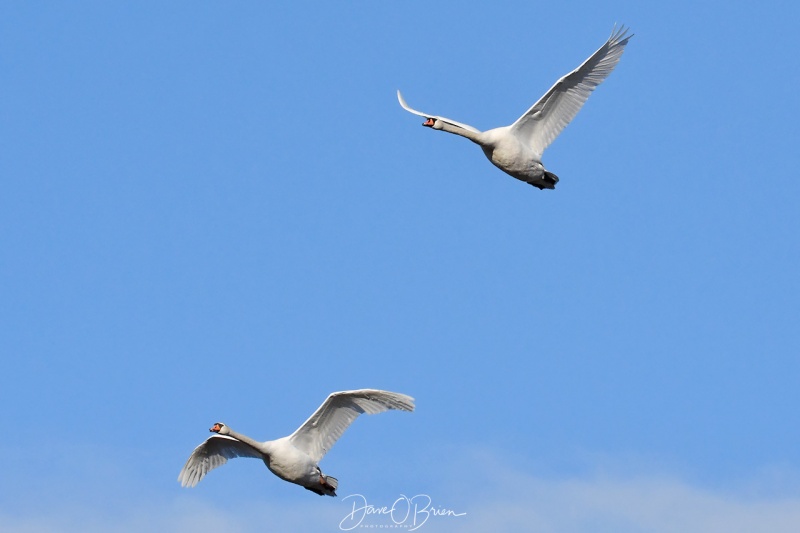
2;1;800;531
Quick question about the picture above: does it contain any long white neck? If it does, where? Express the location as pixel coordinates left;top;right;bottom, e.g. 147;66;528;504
226;428;267;453
436;121;483;144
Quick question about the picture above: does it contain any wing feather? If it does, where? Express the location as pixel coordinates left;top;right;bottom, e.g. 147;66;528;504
510;25;633;157
177;434;263;488
289;389;415;463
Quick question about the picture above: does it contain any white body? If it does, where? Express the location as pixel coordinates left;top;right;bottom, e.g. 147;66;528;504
398;26;632;189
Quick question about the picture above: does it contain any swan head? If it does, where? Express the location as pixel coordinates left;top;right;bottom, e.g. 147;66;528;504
424;118;448;131
209;422;230;435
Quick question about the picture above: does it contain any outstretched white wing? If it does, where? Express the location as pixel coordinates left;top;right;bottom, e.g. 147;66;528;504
289;389;415;463
178;434;263;488
397;90;481;133
510;25;632;157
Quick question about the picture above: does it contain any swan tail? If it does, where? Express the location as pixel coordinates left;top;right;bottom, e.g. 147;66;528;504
325;476;339;492
305;474;339;496
529;171;559;190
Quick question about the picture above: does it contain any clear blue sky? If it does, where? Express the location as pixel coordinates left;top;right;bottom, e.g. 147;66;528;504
2;1;800;531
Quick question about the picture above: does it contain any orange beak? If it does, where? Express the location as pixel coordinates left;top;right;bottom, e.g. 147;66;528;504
423;118;435;127
209;423;221;432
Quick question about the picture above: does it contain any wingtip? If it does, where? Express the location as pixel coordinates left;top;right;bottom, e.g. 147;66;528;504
396;89;407;108
395;392;416;412
610;23;634;43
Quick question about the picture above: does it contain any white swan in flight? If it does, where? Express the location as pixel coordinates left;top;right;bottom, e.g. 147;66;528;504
398;25;632;189
178;389;414;496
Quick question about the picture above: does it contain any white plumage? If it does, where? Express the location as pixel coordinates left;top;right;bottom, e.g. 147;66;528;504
178;389;414;496
398;25;632;189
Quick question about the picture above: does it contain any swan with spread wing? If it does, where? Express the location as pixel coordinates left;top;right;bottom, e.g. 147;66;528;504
178;389;414;496
398;26;632;189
